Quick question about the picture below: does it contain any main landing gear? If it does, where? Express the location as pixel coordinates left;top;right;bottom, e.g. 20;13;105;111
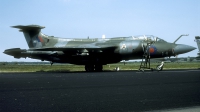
85;64;103;72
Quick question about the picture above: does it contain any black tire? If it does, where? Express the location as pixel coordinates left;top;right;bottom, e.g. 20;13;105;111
85;65;94;72
95;65;103;72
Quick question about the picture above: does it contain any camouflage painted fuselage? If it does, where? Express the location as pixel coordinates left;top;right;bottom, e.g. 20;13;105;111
4;25;196;66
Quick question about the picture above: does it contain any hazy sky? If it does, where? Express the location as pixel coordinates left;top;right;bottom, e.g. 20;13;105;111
0;0;199;62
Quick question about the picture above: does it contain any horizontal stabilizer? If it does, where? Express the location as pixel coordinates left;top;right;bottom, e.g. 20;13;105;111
11;25;45;31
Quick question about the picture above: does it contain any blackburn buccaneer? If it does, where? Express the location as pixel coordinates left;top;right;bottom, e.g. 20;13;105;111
3;25;196;71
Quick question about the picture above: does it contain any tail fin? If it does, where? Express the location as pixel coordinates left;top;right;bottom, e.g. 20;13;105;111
12;25;48;48
195;36;200;57
195;36;200;51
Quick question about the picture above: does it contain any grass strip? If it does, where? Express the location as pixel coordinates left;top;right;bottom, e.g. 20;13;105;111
0;62;199;72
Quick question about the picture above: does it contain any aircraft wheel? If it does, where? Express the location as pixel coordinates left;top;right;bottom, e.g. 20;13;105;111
95;65;103;72
85;65;89;72
85;65;94;72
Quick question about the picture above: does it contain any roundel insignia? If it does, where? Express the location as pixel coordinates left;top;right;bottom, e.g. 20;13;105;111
38;36;44;43
121;44;126;49
149;48;154;53
149;45;157;55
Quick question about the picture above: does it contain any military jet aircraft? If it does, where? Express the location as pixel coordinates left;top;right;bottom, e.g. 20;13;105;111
3;25;196;71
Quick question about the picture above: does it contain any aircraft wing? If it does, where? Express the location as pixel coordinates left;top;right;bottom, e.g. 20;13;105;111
29;45;118;53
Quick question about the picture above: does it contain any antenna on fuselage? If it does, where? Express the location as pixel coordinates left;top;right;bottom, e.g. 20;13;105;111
102;35;105;39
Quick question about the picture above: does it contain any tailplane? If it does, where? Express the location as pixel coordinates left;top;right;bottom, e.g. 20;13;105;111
12;25;48;48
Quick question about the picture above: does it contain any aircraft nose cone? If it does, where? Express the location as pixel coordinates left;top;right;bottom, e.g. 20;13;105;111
174;44;196;55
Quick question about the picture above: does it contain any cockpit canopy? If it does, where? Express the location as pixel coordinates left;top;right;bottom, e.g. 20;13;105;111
129;35;167;42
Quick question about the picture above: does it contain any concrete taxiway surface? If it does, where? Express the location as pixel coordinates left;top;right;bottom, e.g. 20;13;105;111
0;70;200;112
